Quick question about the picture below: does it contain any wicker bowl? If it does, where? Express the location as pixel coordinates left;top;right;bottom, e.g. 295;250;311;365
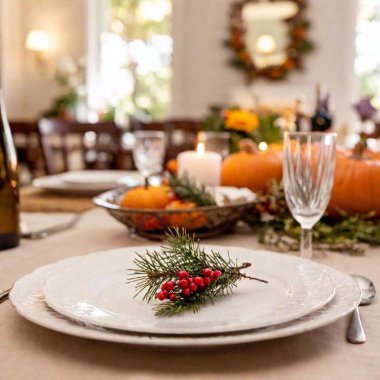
94;187;256;239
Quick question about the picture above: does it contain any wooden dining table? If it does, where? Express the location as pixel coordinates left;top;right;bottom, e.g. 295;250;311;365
1;208;379;380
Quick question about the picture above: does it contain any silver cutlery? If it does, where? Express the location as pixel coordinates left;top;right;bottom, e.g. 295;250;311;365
347;274;376;344
0;288;11;304
1;215;82;304
21;213;81;240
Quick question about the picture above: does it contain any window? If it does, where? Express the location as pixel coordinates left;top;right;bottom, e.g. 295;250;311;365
98;0;172;120
356;0;380;106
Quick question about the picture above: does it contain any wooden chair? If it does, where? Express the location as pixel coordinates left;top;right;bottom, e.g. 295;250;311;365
10;120;45;177
38;118;124;174
166;119;202;159
131;118;202;161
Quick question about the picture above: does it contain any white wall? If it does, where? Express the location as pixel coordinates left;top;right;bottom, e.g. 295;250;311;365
1;0;87;119
1;0;25;117
171;0;245;118
1;0;359;126
172;0;359;127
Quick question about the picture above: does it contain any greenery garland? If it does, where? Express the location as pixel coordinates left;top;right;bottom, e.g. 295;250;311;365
245;181;380;255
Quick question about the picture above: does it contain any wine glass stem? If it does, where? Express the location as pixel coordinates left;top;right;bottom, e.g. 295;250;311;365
301;228;313;259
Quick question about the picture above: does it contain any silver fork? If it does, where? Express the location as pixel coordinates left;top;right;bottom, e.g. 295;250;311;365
0;214;82;304
0;289;10;304
21;213;82;240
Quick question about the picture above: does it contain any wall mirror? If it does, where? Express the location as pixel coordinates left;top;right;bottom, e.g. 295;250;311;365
227;0;313;81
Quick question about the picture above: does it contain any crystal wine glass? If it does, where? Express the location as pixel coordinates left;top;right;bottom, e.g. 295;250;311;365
283;132;337;259
133;131;166;186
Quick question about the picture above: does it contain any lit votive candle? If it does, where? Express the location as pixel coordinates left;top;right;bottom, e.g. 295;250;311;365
178;143;222;186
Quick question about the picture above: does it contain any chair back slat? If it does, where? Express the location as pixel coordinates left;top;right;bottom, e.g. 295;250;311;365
130;118;202;162
9;120;45;177
38;118;123;174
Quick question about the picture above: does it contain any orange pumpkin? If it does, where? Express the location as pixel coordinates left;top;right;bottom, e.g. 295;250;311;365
164;201;206;230
267;142;284;152
166;158;178;175
328;142;380;216
120;186;172;209
221;140;283;192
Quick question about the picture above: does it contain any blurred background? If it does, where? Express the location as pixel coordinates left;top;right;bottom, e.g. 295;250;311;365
1;0;379;182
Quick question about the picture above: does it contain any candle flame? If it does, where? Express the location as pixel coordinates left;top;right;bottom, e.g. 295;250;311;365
258;142;268;151
197;142;205;155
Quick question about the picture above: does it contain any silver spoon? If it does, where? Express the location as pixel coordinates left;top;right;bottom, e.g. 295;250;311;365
0;215;82;304
347;274;376;344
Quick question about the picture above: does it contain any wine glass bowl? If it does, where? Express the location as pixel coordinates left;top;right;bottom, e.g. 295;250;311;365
283;132;337;258
132;131;166;181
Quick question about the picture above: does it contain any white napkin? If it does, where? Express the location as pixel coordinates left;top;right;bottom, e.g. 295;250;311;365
212;186;257;206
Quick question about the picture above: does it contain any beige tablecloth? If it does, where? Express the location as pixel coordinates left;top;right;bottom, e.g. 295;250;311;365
1;209;380;380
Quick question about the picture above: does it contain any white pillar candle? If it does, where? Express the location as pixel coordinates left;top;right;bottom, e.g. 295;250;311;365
178;143;222;187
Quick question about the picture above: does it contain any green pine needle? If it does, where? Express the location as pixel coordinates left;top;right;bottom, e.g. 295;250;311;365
127;228;267;317
168;174;217;207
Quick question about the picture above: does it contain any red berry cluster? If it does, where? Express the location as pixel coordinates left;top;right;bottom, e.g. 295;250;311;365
155;268;222;302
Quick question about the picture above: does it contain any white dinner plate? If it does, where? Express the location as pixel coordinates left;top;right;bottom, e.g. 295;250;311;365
62;171;136;187
33;170;142;195
9;253;361;347
43;246;335;335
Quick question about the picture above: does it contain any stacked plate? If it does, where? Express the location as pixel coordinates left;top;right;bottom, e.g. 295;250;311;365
33;170;142;195
10;246;361;347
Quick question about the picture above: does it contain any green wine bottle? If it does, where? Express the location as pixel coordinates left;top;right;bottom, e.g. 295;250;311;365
0;91;19;250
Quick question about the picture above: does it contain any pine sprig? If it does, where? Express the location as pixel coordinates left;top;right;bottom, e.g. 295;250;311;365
168;174;217;206
127;228;267;317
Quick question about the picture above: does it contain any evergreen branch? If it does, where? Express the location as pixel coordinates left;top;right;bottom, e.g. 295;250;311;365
154;298;203;317
168;174;217;206
127;228;267;317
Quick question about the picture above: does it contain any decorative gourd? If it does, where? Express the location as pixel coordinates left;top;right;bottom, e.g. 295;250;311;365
328;141;380;216
165;200;206;230
221;139;283;192
166;158;178;175
121;186;172;209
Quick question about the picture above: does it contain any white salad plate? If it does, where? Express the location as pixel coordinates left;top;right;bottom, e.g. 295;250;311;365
10;251;361;348
33;170;142;195
43;246;335;335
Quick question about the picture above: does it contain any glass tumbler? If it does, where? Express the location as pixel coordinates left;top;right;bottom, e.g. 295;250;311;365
133;130;166;186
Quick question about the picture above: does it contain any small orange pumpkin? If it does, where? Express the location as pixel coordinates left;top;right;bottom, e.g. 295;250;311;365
166;158;178;175
120;186;171;210
164;201;206;230
328;141;380;216
221;139;283;192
